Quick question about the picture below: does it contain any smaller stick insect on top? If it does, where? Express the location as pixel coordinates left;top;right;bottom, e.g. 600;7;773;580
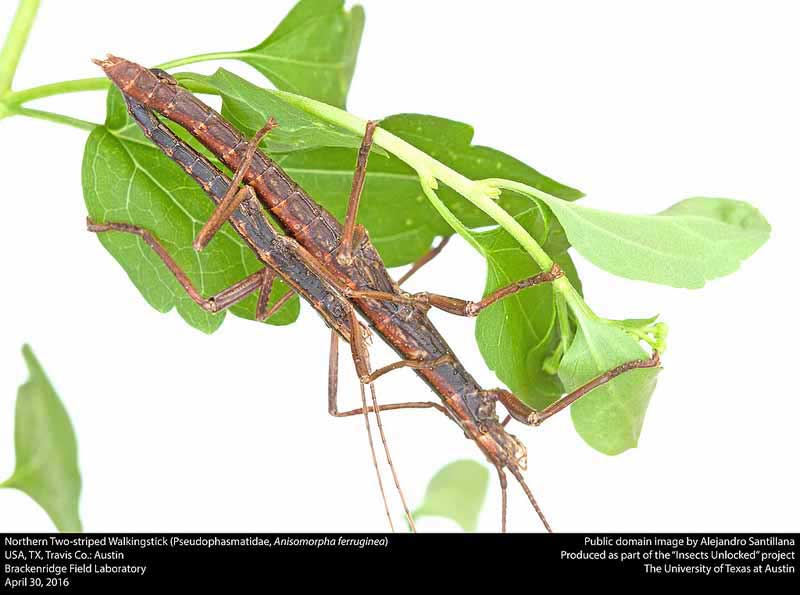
90;56;660;532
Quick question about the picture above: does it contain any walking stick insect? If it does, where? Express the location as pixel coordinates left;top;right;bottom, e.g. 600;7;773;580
90;56;660;532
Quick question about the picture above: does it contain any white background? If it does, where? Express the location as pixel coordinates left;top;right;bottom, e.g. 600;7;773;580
0;0;797;533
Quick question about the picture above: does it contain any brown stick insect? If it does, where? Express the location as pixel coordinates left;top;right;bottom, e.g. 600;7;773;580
89;56;659;532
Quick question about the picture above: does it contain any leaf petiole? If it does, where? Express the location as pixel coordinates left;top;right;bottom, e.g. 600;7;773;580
0;55;240;131
3;76;110;105
542;342;564;376
10;105;98;131
555;291;572;354
158;51;257;71
622;322;668;353
418;181;485;256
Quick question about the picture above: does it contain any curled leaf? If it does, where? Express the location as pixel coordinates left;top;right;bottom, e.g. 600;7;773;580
474;207;581;409
558;319;661;455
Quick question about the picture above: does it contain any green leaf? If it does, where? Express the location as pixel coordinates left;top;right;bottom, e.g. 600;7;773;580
2;346;82;532
86;65;583;330
277;146;446;266
535;196;771;288
474;206;581;409
413;460;489;532
377;114;582;251
204;70;582;266
382;113;584;213
239;0;364;108
182;70;371;155
558;319;661;455
80;0;369;333
82;88;299;333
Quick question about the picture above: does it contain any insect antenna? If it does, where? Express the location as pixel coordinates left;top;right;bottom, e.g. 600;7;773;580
358;382;395;532
508;466;553;533
368;383;417;533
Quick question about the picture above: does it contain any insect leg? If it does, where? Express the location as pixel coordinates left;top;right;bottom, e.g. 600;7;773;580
488;351;661;426
193;118;279;251
343;301;453;384
346;262;564;317
347;308;418;532
328;331;340;417
254;271;297;321
396;236;451;286
496;466;508;533
88;218;285;318
508;466;552;533
328;330;395;531
255;268;276;321
328;329;452;419
490;352;661;534
360;354;454;385
337;120;379;266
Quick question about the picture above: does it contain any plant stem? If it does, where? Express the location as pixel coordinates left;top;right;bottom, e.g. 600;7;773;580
0;6;596;321
272;89;596;321
3;52;245;106
12;106;97;131
556;291;572;353
273;91;554;264
1;52;228;107
4;76;109;105
158;51;246;70
555;276;595;321
0;0;40;95
0;56;228;132
0;0;96;133
419;183;485;255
